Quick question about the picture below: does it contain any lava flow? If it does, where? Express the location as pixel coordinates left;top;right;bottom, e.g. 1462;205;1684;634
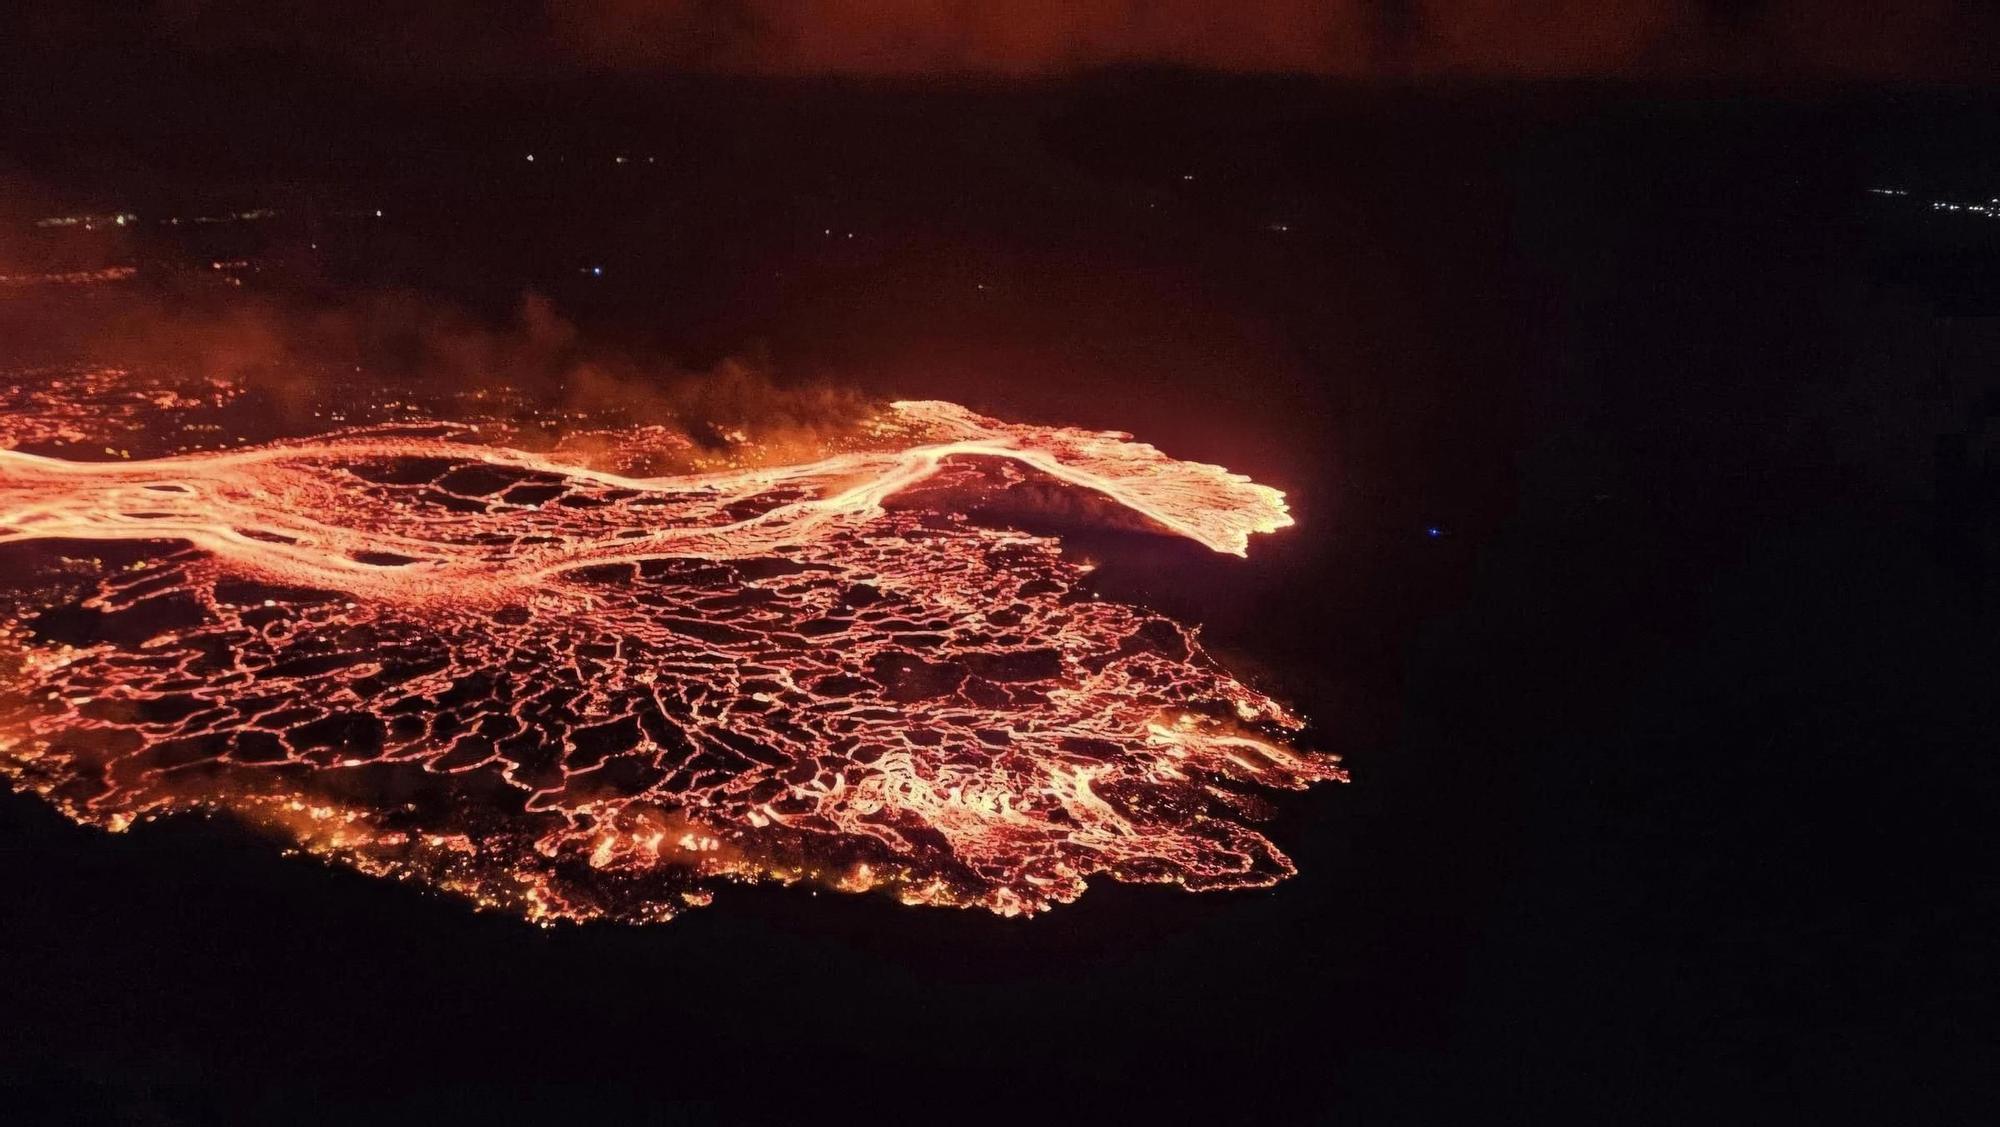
0;371;1342;923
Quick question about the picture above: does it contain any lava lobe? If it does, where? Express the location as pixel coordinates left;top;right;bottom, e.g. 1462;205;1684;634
0;371;1342;923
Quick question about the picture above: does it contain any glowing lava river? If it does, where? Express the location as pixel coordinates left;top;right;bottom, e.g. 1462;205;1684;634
0;368;1342;923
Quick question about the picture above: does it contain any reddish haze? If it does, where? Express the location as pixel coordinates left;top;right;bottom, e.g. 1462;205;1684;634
68;0;1998;83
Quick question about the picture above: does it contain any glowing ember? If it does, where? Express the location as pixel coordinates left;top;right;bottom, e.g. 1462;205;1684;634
0;369;1341;922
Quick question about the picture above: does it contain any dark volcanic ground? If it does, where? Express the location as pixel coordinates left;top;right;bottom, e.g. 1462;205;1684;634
1;80;1995;1118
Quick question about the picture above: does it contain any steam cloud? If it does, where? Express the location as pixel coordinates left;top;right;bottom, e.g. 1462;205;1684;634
0;285;873;471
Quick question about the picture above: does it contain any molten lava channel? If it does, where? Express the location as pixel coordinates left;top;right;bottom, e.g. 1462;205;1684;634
0;380;1342;923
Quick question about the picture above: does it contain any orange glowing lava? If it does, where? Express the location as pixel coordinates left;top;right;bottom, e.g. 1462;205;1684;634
0;368;1341;923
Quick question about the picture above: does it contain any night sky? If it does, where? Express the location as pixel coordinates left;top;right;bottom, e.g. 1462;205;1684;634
1;3;1996;1122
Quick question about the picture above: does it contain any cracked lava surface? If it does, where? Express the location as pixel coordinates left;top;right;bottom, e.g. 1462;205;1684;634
0;367;1342;923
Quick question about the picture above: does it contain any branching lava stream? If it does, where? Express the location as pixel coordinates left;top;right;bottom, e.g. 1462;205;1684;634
0;369;1342;923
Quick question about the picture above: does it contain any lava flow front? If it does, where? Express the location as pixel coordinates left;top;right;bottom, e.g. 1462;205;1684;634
0;370;1342;923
